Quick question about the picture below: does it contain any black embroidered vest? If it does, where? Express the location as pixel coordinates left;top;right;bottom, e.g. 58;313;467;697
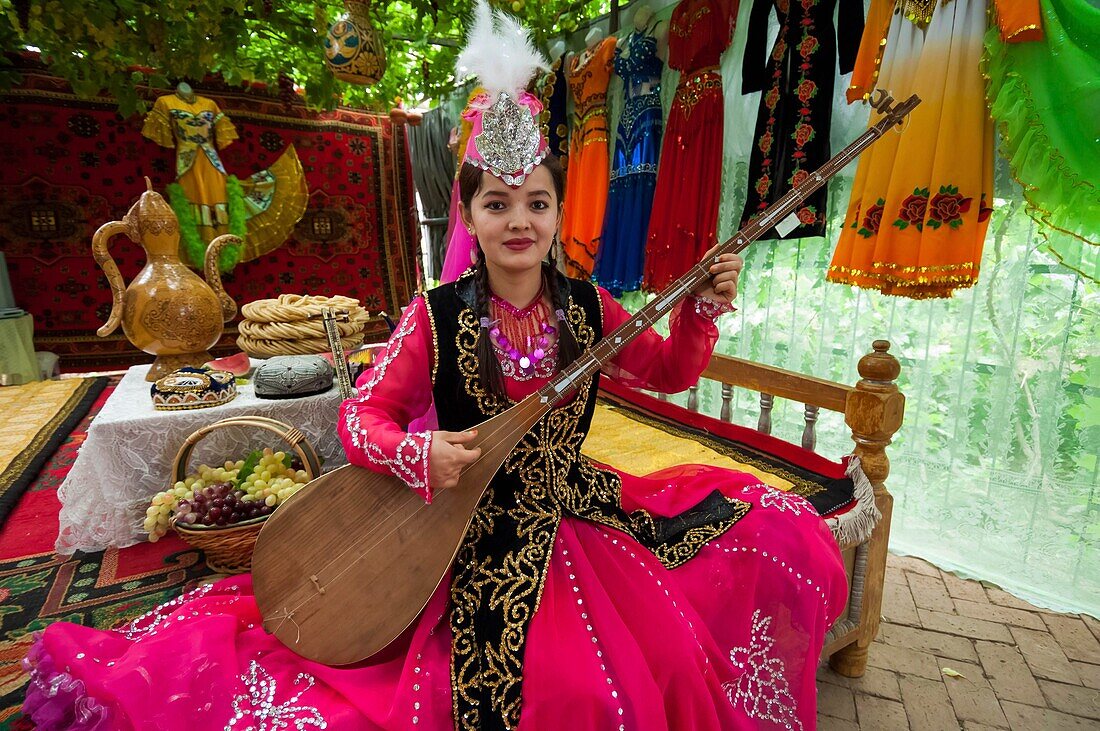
423;273;749;730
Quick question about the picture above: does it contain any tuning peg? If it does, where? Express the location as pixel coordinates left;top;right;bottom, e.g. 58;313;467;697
869;89;896;113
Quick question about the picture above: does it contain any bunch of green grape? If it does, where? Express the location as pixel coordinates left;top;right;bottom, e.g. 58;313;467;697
143;449;310;542
236;448;312;508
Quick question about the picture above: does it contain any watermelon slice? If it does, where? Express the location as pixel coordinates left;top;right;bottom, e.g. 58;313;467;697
205;351;252;376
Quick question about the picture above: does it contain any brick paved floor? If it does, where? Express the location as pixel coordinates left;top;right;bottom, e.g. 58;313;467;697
816;554;1100;730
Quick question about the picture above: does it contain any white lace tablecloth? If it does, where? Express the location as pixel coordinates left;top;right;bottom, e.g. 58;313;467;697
56;362;349;555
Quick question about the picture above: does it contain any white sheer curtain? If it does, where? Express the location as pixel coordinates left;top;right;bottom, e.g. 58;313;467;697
621;0;1098;616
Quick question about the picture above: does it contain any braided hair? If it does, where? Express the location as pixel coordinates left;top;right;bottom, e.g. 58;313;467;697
473;249;507;400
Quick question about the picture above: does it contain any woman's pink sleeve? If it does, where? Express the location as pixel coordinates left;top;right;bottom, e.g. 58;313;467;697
598;286;732;394
337;296;437;503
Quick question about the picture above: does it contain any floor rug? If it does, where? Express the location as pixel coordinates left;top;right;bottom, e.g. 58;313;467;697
0;384;219;728
0;378;107;528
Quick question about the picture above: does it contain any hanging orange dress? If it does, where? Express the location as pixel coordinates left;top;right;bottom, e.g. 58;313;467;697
994;0;1042;42
828;0;994;298
560;36;617;279
846;0;895;103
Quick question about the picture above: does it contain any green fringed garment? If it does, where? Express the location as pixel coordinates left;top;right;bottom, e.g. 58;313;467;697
167;178;245;273
984;0;1100;281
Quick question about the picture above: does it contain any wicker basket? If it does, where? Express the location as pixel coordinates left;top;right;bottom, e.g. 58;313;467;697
169;415;322;574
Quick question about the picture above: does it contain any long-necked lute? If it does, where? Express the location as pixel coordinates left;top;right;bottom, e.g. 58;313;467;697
252;91;920;665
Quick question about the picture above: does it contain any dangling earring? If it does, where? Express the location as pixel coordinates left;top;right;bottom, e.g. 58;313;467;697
470;235;479;265
549;234;564;274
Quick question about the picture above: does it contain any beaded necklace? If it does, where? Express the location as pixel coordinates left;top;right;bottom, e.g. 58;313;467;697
486;279;558;377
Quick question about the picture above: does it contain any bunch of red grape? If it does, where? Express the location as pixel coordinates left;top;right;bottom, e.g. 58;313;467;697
144;449;311;541
172;482;274;528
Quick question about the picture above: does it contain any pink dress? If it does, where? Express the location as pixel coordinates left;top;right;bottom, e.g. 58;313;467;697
23;284;846;731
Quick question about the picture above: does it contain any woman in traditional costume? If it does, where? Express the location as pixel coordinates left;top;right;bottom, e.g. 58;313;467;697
22;5;846;729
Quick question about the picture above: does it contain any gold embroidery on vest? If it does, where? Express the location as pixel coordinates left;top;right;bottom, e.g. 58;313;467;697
450;295;594;730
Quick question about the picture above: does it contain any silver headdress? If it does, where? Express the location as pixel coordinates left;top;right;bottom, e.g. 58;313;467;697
455;0;550;186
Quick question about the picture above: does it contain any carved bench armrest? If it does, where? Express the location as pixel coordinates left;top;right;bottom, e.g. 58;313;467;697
701;356;850;413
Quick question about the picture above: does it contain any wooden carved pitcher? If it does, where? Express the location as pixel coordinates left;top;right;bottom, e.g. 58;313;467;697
94;179;238;381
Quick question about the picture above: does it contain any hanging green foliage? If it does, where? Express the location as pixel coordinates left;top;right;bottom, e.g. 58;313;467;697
0;0;612;116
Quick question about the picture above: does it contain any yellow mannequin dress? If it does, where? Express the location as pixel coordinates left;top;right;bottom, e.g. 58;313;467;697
142;93;308;269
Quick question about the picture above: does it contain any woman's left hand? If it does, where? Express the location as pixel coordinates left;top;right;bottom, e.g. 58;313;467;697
692;245;744;305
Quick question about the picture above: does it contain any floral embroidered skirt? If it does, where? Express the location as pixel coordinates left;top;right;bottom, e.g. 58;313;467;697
828;0;993;299
23;464;847;730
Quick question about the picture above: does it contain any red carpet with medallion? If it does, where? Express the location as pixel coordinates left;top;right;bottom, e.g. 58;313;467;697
0;384;220;729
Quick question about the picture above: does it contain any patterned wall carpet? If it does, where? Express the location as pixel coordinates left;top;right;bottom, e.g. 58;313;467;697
1;60;420;370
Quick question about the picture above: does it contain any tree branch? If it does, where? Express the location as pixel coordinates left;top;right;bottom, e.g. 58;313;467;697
390;33;459;47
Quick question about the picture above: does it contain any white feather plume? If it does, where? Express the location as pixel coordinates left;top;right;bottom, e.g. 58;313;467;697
455;0;548;104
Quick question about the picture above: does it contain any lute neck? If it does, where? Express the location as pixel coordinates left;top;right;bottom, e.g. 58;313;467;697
536;94;919;408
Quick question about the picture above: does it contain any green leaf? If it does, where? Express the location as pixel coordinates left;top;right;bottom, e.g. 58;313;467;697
1068;396;1100;429
234;449;264;489
9;0;611;112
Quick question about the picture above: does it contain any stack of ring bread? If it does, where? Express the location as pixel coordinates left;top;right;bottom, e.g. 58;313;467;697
236;294;370;358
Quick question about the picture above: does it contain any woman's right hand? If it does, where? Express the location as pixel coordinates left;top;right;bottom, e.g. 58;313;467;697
429;430;482;491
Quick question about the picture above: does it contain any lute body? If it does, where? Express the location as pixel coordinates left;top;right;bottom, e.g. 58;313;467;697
252;92;920;665
252;395;548;665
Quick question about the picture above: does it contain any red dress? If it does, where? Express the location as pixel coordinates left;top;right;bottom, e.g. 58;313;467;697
643;0;738;292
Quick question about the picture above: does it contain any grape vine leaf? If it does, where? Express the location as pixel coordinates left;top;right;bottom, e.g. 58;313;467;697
234;449;264;489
